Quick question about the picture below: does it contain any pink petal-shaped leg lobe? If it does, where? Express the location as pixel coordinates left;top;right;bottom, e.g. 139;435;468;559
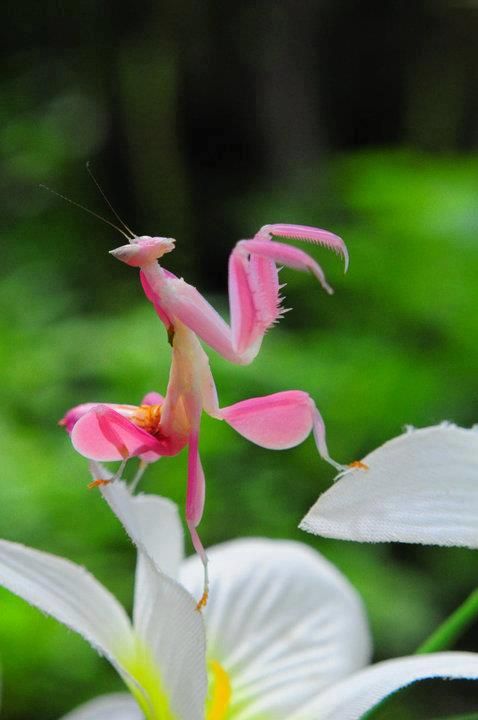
220;390;344;470
71;406;163;461
220;391;314;449
59;402;106;433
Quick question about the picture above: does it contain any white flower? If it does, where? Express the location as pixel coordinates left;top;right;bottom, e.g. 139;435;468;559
300;423;478;547
0;465;478;719
0;483;207;720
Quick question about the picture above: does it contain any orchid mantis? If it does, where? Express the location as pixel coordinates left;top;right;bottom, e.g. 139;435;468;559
62;223;348;603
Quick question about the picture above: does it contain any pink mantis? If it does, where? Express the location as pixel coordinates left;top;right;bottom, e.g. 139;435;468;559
61;223;348;606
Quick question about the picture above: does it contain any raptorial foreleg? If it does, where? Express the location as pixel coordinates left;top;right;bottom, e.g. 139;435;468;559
136;223;348;365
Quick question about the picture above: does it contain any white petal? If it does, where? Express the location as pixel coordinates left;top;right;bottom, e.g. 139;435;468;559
133;555;208;720
180;538;371;719
96;470;208;720
59;693;143;720
290;652;478;720
301;424;478;546
100;477;183;619
92;465;184;579
0;540;135;681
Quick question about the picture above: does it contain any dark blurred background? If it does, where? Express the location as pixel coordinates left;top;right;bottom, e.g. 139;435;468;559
1;1;478;718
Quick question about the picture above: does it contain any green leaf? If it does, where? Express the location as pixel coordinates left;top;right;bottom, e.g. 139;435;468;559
416;590;478;655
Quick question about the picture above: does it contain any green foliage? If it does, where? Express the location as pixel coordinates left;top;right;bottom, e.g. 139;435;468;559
416;590;478;655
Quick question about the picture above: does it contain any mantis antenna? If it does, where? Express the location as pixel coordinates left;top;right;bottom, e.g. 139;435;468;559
86;161;137;239
39;184;132;240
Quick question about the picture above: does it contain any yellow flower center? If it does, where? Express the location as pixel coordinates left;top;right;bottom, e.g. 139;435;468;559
123;643;175;720
207;660;232;720
123;644;232;720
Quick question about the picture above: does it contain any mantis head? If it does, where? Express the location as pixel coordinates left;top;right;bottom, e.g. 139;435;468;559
110;236;176;267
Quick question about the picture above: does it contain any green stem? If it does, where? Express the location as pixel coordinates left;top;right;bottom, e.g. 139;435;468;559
416;589;478;654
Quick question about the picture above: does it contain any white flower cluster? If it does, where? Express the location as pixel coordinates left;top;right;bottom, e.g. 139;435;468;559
1;423;478;718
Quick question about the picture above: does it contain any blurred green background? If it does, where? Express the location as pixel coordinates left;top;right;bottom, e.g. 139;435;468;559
1;1;478;718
